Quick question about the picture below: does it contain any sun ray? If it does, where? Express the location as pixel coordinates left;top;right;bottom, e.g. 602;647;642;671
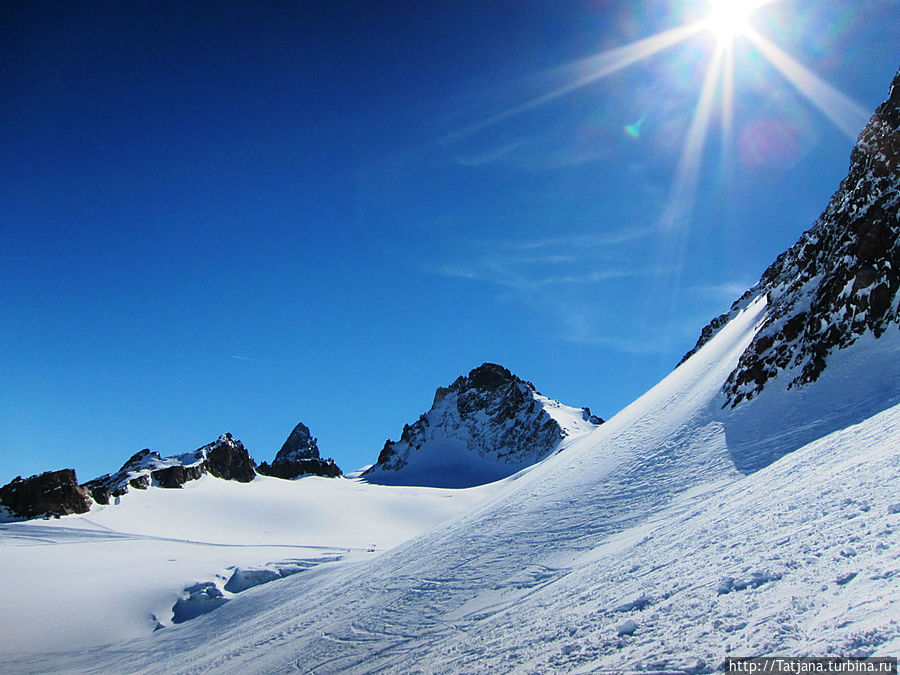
720;42;735;161
744;27;869;139
443;22;705;143
660;46;726;230
646;46;727;357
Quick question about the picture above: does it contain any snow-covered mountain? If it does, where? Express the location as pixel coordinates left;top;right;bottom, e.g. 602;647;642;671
364;362;603;487
1;422;344;519
1;72;898;675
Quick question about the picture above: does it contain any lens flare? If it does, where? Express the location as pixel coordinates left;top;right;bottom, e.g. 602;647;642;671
625;119;644;139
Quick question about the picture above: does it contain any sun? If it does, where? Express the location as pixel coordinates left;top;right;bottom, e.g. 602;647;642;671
704;0;757;46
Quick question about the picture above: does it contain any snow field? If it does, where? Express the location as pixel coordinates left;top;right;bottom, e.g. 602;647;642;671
0;473;500;655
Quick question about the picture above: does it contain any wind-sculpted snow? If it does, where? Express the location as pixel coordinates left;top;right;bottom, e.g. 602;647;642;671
683;69;900;413
171;556;342;624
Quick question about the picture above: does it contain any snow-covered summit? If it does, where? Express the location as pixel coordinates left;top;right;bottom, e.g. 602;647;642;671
683;68;900;409
363;363;603;488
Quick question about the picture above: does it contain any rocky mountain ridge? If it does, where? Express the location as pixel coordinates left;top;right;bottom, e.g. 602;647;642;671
0;429;319;519
682;68;900;407
3;363;595;514
83;433;257;505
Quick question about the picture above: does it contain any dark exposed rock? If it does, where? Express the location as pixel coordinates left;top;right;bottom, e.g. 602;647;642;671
467;362;514;392
151;465;190;489
129;474;150;490
257;458;342;480
257;422;343;479
0;469;92;519
375;439;395;466
581;407;605;425
203;433;256;483
275;422;319;461
85;483;112;505
681;69;900;406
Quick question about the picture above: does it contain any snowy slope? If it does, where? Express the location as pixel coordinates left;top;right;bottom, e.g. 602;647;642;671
0;474;499;655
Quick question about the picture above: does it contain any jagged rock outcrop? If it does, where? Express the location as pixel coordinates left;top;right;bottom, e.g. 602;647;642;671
0;469;92;519
84;434;256;505
682;68;900;407
364;363;603;487
257;422;342;479
204;433;257;482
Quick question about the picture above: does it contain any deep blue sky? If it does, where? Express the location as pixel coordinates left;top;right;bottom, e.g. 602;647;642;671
2;1;898;484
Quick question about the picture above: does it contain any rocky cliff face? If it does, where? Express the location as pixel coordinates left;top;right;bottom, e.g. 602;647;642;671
364;363;602;487
0;469;92;519
682;69;900;408
83;433;256;505
257;422;342;479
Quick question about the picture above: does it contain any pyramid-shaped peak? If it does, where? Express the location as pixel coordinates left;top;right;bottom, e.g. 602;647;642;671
275;422;319;462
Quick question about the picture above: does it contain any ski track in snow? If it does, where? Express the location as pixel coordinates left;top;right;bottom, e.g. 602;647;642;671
0;522;371;551
4;294;900;673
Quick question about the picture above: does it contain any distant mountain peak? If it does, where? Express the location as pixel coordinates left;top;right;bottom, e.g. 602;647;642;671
364;363;602;488
683;68;900;407
257;422;342;479
276;422;320;462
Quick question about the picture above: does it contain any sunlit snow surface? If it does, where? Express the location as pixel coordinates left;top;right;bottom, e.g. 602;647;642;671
3;295;900;672
0;474;499;655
